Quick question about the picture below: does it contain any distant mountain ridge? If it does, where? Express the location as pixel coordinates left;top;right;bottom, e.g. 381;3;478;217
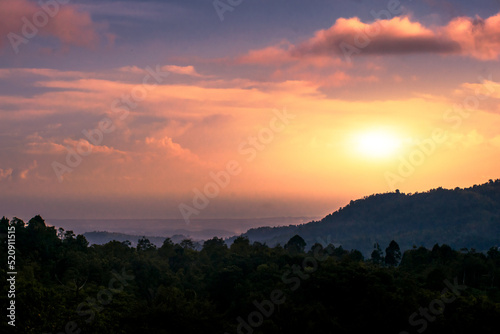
49;217;315;238
236;180;500;254
76;181;500;256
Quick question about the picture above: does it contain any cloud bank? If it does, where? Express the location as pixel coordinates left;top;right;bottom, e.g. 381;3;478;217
239;13;500;64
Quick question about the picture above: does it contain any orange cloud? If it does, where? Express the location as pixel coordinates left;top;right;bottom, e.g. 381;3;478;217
236;42;295;65
161;65;206;78
445;13;500;60
62;138;127;156
237;13;500;64
236;41;345;69
0;161;38;182
0;168;13;181
19;160;38;179
118;66;145;74
292;16;459;59
24;134;66;154
0;0;104;52
145;135;204;164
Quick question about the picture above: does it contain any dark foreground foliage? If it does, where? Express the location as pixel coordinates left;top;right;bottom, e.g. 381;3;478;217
1;215;500;333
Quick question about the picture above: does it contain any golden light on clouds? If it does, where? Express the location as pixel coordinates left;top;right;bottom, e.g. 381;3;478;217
1;3;500;219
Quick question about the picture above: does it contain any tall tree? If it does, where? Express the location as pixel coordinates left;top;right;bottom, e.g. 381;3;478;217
385;240;401;266
371;242;383;264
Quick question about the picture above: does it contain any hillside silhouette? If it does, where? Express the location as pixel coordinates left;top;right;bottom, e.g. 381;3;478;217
238;180;500;254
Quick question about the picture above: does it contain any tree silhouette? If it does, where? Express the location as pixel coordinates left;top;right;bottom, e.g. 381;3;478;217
371;242;383;264
385;240;401;266
137;236;156;252
285;234;306;254
180;238;195;250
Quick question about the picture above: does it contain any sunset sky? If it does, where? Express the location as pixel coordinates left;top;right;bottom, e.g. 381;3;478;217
1;0;500;221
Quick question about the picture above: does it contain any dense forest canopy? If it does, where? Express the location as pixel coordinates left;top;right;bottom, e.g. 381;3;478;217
1;215;499;333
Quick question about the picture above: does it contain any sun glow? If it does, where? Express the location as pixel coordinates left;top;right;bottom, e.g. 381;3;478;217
354;130;402;159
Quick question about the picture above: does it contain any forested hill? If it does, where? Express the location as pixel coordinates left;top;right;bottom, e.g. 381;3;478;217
238;179;500;254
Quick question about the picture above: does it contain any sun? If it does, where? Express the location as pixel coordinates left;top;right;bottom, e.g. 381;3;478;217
354;130;402;159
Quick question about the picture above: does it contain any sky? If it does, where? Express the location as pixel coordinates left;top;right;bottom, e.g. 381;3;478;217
1;0;500;222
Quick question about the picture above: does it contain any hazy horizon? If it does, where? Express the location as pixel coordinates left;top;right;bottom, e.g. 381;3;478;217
43;216;320;237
